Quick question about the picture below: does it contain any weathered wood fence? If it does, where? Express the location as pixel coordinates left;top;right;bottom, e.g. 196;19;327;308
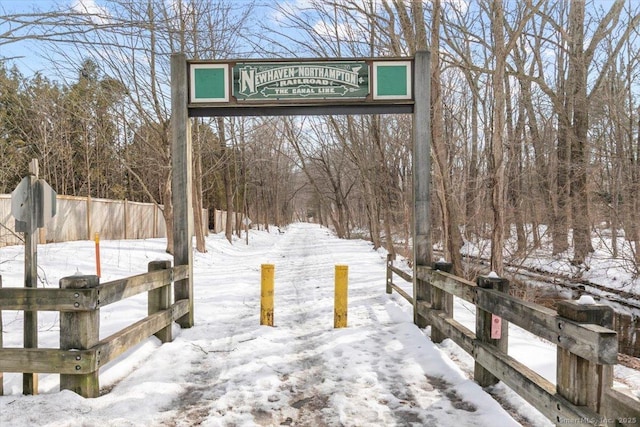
0;260;189;397
0;194;213;247
386;255;640;426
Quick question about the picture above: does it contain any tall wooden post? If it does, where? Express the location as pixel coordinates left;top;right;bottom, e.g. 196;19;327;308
171;52;194;328
60;274;100;398
556;300;614;415
148;260;173;342
474;275;509;387
23;159;39;395
412;50;433;327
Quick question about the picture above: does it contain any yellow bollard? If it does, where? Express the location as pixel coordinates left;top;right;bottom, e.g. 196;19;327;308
334;264;348;328
261;264;275;326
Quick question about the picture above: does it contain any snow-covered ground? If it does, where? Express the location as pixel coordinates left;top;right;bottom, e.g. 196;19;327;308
0;222;636;426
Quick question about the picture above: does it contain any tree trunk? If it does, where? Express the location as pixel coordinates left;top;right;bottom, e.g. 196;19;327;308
632;114;640;265
489;0;507;275
466;90;480;239
568;0;594;264
518;50;545;249
371;115;397;257
216;117;234;243
428;0;464;273
192;121;206;253
163;172;174;254
505;71;526;256
554;109;571;255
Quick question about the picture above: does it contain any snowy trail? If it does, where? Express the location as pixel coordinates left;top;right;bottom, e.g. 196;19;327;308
0;223;521;426
161;223;519;426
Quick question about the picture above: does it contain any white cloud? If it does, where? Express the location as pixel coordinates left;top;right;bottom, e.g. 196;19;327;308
71;0;111;25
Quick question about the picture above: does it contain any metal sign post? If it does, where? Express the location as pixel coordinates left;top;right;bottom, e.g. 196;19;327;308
10;159;57;395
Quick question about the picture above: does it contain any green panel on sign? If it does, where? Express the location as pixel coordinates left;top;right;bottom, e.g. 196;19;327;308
194;68;226;99
233;62;369;101
376;65;407;96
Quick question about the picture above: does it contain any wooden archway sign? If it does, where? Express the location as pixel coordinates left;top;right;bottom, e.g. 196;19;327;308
170;52;431;328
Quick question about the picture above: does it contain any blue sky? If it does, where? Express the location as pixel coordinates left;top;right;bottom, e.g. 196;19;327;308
1;0;276;76
1;0;74;73
1;0;65;13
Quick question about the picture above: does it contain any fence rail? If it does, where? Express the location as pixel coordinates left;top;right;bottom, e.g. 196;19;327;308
0;261;188;397
386;254;640;426
386;255;413;304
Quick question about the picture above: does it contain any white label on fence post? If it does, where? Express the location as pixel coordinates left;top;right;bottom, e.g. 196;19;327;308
491;314;502;339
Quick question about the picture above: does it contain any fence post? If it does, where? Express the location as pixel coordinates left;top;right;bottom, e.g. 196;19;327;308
124;199;129;239
148;260;173;343
556;300;614;416
430;260;453;343
386;254;394;294
474;274;509;387
86;195;92;240
60;274;100;398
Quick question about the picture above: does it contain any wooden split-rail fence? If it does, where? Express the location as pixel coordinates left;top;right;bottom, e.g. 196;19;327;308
0;261;189;398
386;255;640;426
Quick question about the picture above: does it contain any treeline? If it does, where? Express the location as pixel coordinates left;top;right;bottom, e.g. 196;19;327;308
1;1;640;276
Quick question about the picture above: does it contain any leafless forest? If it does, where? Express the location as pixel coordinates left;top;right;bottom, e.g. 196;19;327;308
2;0;640;277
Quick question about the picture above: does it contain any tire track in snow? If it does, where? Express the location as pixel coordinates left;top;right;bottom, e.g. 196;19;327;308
163;223;520;427
265;225;336;425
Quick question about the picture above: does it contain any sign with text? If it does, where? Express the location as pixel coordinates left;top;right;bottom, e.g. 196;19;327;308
189;58;413;109
233;62;369;101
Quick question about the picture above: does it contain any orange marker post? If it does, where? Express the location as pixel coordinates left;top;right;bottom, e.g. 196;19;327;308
94;232;101;278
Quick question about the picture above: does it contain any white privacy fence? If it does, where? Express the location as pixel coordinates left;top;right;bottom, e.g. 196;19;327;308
0;195;210;247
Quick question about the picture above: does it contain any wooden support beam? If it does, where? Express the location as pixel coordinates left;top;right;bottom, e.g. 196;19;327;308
556;300;614;415
412;50;432;328
430;261;453;343
59;274;100;398
386;254;394;294
389;265;413;283
98;269;174;307
415;266;476;303
96;300;189;367
477;288;617;364
389;284;413;305
148;260;173;343
475;275;509;387
0;348;96;374
0;288;97;311
602;387;640;426
420;304;605;424
171;52;194;328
